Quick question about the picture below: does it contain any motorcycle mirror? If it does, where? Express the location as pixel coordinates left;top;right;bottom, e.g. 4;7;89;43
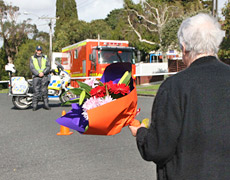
5;63;16;73
55;61;61;66
55;61;64;71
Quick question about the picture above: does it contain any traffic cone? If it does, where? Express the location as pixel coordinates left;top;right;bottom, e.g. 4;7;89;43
57;110;73;135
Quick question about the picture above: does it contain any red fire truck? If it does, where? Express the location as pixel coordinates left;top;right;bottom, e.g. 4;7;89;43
60;39;136;87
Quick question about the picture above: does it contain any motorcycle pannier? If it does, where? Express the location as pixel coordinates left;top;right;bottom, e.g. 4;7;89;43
11;77;29;95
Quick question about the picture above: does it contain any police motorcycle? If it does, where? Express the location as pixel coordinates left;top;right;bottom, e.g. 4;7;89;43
5;62;75;109
48;62;75;103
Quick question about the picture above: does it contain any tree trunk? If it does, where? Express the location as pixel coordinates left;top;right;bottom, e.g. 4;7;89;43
162;51;167;62
7;56;13;64
4;39;14;64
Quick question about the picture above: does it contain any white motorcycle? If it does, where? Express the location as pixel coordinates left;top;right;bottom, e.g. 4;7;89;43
5;62;75;109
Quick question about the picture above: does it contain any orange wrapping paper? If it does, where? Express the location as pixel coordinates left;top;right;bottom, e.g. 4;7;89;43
84;87;140;135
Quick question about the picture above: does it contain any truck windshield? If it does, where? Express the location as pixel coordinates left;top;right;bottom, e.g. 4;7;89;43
99;50;135;64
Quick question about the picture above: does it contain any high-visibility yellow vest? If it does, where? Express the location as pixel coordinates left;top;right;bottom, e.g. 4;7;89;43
32;55;47;73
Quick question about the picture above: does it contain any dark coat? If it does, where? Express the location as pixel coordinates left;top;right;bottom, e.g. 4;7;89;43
136;56;230;180
29;54;51;102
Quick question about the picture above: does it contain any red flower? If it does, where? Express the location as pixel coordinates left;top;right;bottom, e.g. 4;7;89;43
105;81;115;90
90;85;106;98
110;83;129;95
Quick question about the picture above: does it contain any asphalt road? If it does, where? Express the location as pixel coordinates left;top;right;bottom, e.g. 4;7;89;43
0;94;156;180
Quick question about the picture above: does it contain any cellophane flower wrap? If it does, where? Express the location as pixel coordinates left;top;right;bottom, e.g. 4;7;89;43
56;62;140;135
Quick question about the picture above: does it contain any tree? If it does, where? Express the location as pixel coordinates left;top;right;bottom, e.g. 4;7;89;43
88;19;112;39
219;2;230;61
105;9;126;30
105;8;128;40
124;0;181;55
0;47;8;87
105;8;136;41
166;0;212;11
200;0;212;11
161;8;209;52
54;16;112;51
0;1;37;64
54;19;90;51
54;0;79;49
161;17;184;52
105;7;158;61
55;0;78;31
125;0;210;59
32;29;49;43
179;0;204;14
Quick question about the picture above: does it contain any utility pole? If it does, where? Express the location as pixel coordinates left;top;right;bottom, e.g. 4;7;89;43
39;17;59;62
212;0;215;17
212;0;219;18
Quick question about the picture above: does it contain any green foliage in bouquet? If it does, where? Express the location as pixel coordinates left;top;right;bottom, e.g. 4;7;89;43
61;71;132;106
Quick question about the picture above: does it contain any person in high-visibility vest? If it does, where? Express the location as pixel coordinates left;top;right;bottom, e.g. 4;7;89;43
30;46;51;111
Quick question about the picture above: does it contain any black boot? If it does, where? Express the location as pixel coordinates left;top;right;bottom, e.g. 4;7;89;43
33;104;38;111
43;99;51;110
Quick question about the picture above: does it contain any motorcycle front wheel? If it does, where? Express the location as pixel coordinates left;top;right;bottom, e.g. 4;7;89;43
12;96;31;109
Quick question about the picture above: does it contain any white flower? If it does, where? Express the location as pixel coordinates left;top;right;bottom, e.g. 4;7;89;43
84;78;99;88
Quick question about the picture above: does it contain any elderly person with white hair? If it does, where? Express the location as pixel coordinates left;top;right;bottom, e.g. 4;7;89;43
129;13;228;180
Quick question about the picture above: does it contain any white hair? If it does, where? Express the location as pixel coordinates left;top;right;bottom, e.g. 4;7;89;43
177;13;225;59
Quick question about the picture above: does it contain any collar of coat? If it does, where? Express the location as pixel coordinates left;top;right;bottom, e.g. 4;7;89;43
34;53;46;58
190;56;218;67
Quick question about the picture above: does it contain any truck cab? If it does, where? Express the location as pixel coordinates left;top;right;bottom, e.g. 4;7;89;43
60;39;137;87
89;46;136;76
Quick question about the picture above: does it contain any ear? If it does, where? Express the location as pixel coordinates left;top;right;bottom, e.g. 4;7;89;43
181;43;186;56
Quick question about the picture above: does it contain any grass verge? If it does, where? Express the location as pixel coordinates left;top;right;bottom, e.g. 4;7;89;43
136;83;161;96
0;89;8;93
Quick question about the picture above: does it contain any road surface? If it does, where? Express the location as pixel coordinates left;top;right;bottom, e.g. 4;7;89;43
0;94;156;180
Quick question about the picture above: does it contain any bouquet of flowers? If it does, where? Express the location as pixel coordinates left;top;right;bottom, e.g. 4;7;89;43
56;62;140;135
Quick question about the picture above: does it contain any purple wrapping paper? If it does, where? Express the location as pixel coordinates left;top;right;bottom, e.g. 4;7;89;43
56;103;88;133
100;62;132;83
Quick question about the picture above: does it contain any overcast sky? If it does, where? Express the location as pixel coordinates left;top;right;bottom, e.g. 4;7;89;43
3;0;140;32
3;0;229;33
